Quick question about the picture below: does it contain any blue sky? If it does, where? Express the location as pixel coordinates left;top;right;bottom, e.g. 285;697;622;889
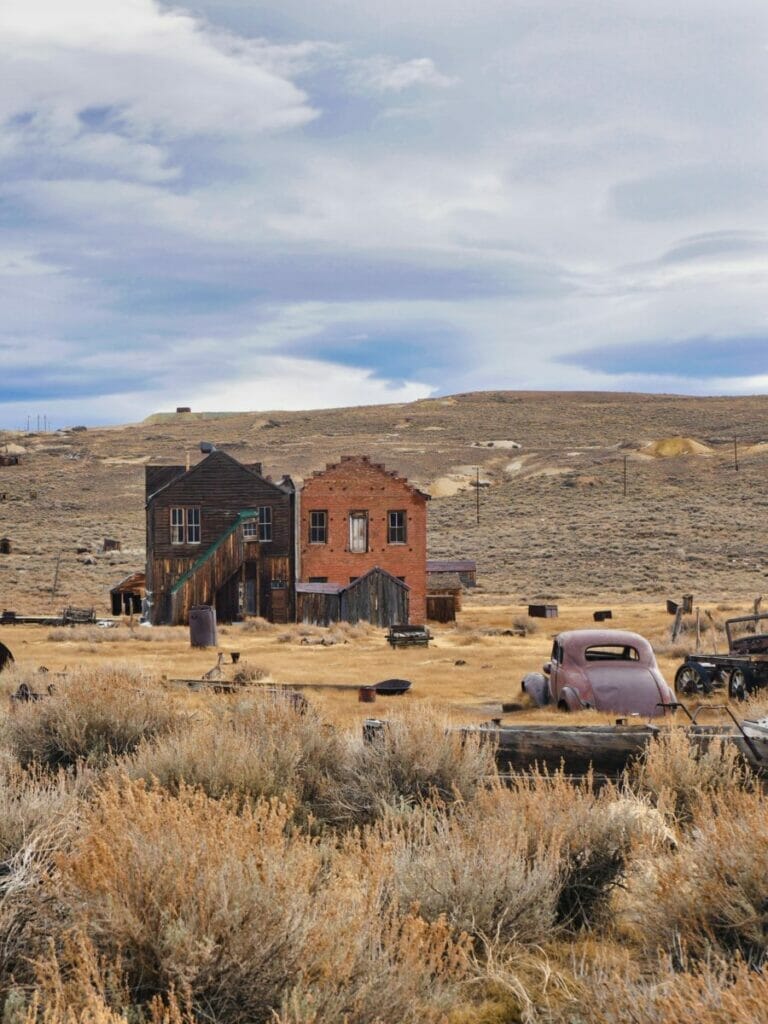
2;0;768;428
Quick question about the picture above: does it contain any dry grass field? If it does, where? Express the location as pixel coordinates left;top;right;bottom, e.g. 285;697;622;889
2;391;768;1022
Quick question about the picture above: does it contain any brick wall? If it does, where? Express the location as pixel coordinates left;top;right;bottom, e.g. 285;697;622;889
299;456;428;623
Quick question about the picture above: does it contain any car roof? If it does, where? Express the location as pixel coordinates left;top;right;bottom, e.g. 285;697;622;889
556;629;652;649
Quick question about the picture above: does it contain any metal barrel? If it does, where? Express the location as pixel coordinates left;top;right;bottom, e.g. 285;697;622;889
189;605;217;648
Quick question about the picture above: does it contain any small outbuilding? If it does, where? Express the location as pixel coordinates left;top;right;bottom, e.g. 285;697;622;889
297;567;410;627
110;571;146;616
426;572;463;622
427;559;477;588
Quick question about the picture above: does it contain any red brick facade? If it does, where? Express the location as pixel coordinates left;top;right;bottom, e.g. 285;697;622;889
299;456;429;623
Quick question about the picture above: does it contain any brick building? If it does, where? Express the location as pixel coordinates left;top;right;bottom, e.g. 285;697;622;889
299;455;429;624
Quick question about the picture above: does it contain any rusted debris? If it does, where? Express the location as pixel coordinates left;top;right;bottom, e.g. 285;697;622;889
102;537;122;552
593;609;612;622
386;623;430;647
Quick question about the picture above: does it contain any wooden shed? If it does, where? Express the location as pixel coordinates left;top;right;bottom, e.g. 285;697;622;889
298;567;409;627
110;571;146;616
426;572;463;622
427;559;477;587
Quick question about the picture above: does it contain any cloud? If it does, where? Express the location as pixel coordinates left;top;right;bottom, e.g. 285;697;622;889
352;56;456;93
559;335;768;381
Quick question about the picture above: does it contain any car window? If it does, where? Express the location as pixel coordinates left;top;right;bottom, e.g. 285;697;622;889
584;645;639;662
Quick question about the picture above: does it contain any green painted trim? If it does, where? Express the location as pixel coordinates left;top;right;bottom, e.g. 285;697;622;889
169;510;260;595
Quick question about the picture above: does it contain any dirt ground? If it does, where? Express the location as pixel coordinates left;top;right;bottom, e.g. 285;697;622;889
1;595;757;728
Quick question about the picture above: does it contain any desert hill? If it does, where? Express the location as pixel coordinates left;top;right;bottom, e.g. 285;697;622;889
1;390;767;612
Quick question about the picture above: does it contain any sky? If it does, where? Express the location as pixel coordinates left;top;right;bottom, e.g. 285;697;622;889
2;0;768;428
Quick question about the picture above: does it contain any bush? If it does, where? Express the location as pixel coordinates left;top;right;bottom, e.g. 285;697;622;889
323;708;497;827
1;781;468;1024
628;729;752;824
120;697;346;822
2;666;183;769
638;789;768;966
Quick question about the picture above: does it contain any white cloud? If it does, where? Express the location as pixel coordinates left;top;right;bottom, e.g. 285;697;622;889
353;56;456;93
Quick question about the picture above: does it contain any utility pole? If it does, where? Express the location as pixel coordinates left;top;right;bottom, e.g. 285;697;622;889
623;455;628;498
476;466;480;524
734;438;739;472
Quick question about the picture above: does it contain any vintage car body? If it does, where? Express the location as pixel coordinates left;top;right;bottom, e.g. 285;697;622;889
522;629;675;717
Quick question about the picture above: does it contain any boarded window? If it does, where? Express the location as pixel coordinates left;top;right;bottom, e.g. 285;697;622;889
309;576;328;583
387;510;406;544
309;510;327;544
170;507;200;545
349;512;368;553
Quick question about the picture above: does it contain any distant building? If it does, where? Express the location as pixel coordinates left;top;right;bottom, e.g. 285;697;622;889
299;455;429;624
145;450;295;624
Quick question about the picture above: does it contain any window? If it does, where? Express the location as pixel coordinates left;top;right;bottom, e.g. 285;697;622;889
309;510;327;544
348;512;368;553
170;507;200;545
243;507;272;542
309;576;328;583
387;510;407;544
258;506;272;542
584;645;640;662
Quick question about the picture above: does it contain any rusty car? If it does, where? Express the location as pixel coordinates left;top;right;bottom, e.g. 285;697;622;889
522;628;675;717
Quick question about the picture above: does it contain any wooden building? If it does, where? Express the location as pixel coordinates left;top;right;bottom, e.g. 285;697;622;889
299;455;429;624
426;571;463;622
145;451;294;625
427;558;477;588
297;567;410;627
110;571;145;616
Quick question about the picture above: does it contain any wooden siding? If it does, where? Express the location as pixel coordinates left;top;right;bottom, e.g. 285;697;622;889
340;568;409;627
297;591;341;626
146;451;295;625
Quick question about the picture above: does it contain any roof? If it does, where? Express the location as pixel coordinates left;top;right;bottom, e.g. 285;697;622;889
111;570;146;594
146;450;288;504
297;582;343;595
427;572;463;592
427;559;476;573
297;566;411;596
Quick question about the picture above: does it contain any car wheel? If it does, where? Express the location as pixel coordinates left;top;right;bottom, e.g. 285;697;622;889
729;667;748;702
674;664;709;696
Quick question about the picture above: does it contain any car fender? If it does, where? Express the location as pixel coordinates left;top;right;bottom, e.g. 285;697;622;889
521;672;549;706
558;686;588;712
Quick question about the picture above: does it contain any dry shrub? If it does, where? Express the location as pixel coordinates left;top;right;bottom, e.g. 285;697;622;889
638;789;768;966
324;707;497;827
474;776;671;931
2;666;183;770
571;950;768;1024
382;801;561;947
2;781;467;1024
238;616;274;633
120;698;346;821
628;729;752;824
231;661;269;684
0;758;89;863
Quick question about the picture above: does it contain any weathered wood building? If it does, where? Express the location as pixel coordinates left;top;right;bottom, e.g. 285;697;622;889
297;567;410;627
299;455;429;625
426;572;463;622
426;559;477;588
110;571;146;616
145;451;294;625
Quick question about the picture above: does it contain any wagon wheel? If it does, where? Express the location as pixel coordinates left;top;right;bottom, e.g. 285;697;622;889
675;664;710;696
728;667;748;702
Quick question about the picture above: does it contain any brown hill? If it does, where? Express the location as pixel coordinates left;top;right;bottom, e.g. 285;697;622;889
1;390;767;612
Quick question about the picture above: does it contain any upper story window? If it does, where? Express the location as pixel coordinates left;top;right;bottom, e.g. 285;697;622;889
387;510;407;544
349;511;368;553
170;506;200;545
243;507;272;542
309;510;327;544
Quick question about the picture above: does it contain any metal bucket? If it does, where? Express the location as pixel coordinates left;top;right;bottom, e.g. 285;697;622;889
189;605;217;648
358;685;376;703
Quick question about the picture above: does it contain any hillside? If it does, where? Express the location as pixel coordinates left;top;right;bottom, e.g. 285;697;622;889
1;390;767;612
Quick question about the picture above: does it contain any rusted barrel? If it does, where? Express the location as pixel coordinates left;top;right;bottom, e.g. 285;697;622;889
189;605;217;648
358;685;376;703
